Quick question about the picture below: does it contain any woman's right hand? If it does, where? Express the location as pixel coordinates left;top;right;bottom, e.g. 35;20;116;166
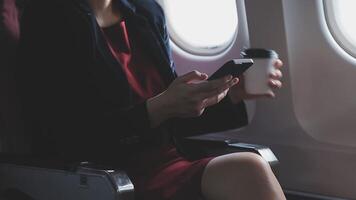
147;70;239;127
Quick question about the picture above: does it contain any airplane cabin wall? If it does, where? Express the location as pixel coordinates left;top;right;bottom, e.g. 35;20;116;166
231;0;356;199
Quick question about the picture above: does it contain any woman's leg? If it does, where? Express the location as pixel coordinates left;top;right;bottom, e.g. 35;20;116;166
201;152;286;200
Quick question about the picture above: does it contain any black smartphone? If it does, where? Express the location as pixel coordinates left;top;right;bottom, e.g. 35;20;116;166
208;59;254;80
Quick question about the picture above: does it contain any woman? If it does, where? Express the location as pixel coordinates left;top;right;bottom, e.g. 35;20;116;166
17;0;285;199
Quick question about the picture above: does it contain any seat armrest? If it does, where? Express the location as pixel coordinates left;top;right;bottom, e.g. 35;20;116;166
180;136;279;166
0;157;135;200
227;143;279;166
73;162;135;200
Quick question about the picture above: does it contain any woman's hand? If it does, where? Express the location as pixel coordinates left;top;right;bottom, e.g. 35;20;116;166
147;70;239;127
228;59;283;104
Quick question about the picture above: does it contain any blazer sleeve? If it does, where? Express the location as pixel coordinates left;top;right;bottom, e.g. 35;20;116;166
17;1;159;157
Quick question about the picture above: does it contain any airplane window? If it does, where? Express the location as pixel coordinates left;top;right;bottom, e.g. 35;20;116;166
324;0;356;58
157;0;238;56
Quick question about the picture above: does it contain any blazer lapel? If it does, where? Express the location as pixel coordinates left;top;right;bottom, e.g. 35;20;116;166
128;16;176;85
117;0;176;84
74;0;175;86
73;0;129;81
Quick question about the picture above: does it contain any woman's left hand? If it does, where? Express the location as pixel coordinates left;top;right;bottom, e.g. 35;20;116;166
228;59;284;104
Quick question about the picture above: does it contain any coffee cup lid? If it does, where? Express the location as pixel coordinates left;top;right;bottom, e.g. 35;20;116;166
241;48;278;58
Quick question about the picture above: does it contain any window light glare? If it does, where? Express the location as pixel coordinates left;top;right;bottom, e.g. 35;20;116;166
333;1;356;45
325;0;356;57
161;0;238;55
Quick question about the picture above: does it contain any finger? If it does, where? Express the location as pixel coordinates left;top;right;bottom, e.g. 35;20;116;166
269;69;283;79
193;75;233;94
177;70;208;83
199;78;239;99
274;59;283;69
268;79;282;89
203;89;229;107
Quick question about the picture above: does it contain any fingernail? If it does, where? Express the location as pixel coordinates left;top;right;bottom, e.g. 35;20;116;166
232;78;239;84
226;75;233;81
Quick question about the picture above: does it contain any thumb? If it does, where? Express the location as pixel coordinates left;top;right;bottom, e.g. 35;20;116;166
177;70;208;83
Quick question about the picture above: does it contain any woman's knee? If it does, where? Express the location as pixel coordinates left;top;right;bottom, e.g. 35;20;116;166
236;152;272;176
231;152;276;185
201;152;270;187
201;152;281;200
204;152;271;178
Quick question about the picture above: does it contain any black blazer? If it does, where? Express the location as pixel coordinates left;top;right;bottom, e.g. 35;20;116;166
16;0;248;163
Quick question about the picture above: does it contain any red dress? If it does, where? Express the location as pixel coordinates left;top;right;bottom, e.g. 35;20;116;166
102;21;213;200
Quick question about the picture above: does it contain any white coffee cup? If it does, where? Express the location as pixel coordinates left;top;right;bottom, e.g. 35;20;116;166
241;48;279;95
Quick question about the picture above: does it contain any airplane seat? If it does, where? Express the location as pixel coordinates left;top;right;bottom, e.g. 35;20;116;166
0;1;133;200
0;1;279;200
